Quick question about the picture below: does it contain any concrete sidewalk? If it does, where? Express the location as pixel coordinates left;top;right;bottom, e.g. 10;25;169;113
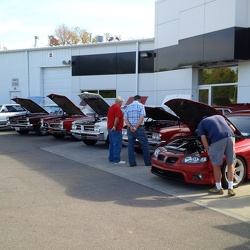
43;141;250;224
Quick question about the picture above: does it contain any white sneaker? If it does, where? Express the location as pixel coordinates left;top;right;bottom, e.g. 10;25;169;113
114;161;126;164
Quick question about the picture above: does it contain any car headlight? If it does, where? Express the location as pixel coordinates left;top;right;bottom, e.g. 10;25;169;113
122;129;127;137
59;121;63;129
154;148;161;158
71;122;77;130
94;124;101;132
181;156;208;164
152;133;161;141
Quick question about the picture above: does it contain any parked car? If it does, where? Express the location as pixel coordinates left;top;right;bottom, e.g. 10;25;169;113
151;98;250;188
0;104;27;128
8;97;62;135
213;106;233;115
122;105;191;153
42;93;93;140
71;92;147;145
70;92;110;145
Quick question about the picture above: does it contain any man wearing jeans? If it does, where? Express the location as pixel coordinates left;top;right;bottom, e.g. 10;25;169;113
107;96;126;164
124;95;151;167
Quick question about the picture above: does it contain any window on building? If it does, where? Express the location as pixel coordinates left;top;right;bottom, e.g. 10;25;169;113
198;66;238;105
81;89;116;98
72;51;154;76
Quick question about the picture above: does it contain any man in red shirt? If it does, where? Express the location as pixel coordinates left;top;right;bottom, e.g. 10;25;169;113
107;96;126;164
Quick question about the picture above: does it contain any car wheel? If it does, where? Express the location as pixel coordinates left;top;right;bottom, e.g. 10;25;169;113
53;134;65;139
105;135;109;147
36;123;49;136
17;130;29;135
221;156;246;188
83;139;97;145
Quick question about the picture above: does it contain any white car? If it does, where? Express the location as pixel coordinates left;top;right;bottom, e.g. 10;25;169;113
70;92;148;145
71;92;110;145
0;104;27;127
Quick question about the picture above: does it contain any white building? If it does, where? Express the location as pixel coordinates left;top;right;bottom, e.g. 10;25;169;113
1;0;250;107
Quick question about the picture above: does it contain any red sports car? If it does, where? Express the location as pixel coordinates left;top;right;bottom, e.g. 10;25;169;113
151;98;250;188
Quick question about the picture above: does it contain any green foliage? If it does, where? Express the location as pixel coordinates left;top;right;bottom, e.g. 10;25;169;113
48;24;122;46
202;67;238;84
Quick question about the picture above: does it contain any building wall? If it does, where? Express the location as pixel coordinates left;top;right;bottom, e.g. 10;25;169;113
238;61;250;103
155;0;250;50
0;39;155;107
154;0;250;104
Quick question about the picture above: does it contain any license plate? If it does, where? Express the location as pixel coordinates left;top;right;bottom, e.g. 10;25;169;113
50;129;54;134
15;127;20;131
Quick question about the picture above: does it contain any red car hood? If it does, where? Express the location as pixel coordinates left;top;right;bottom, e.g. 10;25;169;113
165;98;242;136
47;94;84;116
145;106;180;121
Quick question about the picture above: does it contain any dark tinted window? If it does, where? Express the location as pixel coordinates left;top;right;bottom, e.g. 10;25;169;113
72;51;154;76
72;54;116;76
139;51;155;73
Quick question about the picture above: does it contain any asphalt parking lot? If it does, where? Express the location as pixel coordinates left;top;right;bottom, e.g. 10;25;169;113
43;138;250;224
1;129;250;249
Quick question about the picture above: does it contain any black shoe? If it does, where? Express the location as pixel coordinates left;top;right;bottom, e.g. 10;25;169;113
130;163;137;167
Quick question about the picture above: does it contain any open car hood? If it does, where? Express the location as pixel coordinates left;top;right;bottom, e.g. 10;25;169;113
47;94;84;115
165;98;242;136
12;97;48;114
145;106;180;121
78;92;110;116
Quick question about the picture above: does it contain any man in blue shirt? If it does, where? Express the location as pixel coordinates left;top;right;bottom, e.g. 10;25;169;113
124;95;151;167
198;115;236;196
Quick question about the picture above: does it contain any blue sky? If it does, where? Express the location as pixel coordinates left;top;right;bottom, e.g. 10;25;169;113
0;0;155;50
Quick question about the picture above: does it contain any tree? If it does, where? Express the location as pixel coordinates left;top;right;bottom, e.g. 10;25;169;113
202;67;238;84
48;24;90;46
104;33;122;42
48;24;122;46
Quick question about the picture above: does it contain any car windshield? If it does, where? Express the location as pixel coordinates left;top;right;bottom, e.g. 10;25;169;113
227;116;250;137
44;106;62;114
1;105;26;112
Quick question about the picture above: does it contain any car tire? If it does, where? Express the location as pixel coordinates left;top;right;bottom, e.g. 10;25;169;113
83;139;97;145
105;135;109;147
221;156;246;188
36;123;49;136
17;130;29;135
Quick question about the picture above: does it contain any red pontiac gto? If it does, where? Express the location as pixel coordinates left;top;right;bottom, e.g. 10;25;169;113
151;98;250;188
43;94;93;140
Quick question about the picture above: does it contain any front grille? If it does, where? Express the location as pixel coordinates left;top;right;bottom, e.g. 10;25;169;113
157;154;178;165
166;157;178;164
49;123;60;129
82;125;95;132
9;119;28;125
151;166;185;181
157;154;165;161
74;124;82;130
